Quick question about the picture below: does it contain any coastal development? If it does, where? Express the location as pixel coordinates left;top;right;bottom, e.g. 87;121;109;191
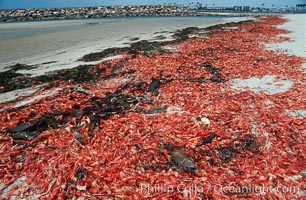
1;4;305;22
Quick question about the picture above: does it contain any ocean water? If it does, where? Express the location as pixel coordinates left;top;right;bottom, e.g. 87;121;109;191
0;25;84;39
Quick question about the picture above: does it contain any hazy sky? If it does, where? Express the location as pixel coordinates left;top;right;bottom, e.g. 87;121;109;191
0;0;305;9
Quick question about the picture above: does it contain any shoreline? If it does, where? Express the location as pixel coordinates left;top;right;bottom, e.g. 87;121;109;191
0;15;239;25
0;12;286;23
0;16;251;74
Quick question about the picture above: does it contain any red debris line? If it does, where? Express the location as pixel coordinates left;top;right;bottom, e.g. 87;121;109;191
0;15;305;199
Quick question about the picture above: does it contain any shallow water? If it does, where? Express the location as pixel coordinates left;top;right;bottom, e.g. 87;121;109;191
0;24;86;39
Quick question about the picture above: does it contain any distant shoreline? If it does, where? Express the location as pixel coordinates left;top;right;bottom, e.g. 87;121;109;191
1;5;304;22
0;15;237;25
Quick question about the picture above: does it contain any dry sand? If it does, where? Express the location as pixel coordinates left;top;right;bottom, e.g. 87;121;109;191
267;14;306;74
231;14;306;95
266;14;306;59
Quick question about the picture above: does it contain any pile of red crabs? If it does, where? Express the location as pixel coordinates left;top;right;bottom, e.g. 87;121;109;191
0;15;305;199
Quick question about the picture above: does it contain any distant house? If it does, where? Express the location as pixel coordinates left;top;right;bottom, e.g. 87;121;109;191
233;6;251;11
296;4;306;12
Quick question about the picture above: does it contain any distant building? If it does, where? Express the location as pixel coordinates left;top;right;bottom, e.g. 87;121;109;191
296;4;306;12
233;6;251;11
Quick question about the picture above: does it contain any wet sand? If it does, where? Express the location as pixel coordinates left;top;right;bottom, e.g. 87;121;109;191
0;16;250;75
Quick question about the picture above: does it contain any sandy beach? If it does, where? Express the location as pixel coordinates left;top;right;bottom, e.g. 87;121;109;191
266;14;306;67
0;16;250;75
0;14;305;199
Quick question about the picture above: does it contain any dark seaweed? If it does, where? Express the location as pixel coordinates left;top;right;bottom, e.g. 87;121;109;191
79;47;130;62
74;130;85;145
173;27;199;40
202;62;227;83
141;106;167;114
2;91;140;141
74;167;87;180
112;60;126;73
148;78;160;91
196;133;216;147
158;140;197;174
234;135;260;153
0;64;35;93
0;64;103;93
218;147;236;162
6;63;37;71
4;114;61;140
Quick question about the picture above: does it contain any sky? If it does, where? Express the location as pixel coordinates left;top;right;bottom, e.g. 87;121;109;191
0;0;305;9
